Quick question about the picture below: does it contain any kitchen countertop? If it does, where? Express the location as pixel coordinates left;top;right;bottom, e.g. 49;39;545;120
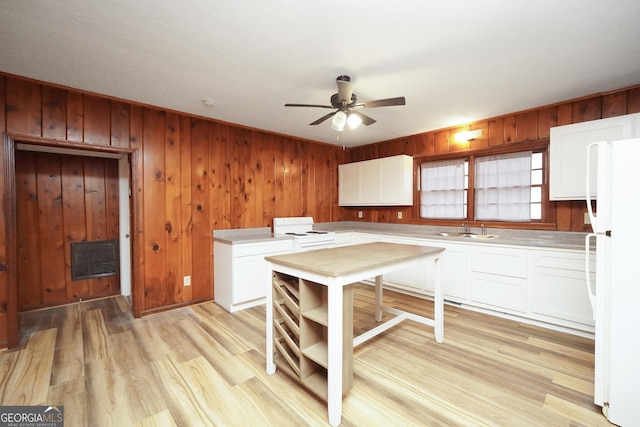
213;222;592;251
266;241;445;277
213;227;293;244
315;221;591;251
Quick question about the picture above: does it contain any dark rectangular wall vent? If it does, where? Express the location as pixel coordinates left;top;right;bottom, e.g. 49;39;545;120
71;239;119;281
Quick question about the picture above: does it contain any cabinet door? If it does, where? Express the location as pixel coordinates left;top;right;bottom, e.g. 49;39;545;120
550;113;637;200
530;251;595;327
383;254;425;291
233;255;267;303
338;155;413;206
351;232;383;245
357;160;378;204
338;163;358;205
437;243;470;300
377;155;413;205
333;232;353;247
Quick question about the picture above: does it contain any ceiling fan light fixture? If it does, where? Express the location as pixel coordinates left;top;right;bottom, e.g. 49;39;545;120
331;111;347;131
284;75;405;132
347;113;362;129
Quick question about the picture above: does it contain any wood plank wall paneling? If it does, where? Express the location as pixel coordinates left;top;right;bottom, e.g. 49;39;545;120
180;116;193;303
0;71;638;347
60;155;90;300
347;85;640;229
43;86;67;139
16;152;42;308
35;152;67;305
3;74;343;323
190;118;212;302
15;151;120;311
143;109;169;309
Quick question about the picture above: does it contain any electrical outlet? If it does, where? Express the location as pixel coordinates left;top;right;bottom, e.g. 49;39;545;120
397;211;403;219
358;211;363;218
184;276;191;287
584;212;592;225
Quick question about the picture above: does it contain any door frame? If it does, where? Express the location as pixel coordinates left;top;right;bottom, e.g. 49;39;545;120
3;133;143;347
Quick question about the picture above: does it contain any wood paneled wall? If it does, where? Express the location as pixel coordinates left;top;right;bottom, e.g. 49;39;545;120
1;71;638;348
0;74;346;347
15;151;120;311
346;85;640;230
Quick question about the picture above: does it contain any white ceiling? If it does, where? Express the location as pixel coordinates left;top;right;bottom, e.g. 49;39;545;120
2;1;640;148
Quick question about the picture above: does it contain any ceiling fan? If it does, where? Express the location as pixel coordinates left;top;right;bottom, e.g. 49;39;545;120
284;75;406;131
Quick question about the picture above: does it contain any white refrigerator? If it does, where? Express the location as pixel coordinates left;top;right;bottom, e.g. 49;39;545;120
585;138;640;426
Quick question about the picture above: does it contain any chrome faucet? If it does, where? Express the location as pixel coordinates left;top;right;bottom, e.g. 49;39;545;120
462;223;470;234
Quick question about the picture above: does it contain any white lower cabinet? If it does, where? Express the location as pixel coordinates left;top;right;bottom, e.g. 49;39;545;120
386;239;471;300
383;236;430;292
339;231;593;335
349;233;470;300
437;243;471;300
334;232;353;247
471;273;528;313
214;239;292;312
530;250;595;328
470;247;529;313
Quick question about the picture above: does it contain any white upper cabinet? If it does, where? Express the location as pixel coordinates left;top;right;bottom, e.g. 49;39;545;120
549;112;640;200
339;154;414;206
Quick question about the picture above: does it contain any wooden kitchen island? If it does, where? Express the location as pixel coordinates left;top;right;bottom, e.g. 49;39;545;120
265;242;445;427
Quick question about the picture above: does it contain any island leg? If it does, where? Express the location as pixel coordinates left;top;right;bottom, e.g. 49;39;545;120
265;264;276;374
434;256;444;343
375;274;383;322
327;282;344;426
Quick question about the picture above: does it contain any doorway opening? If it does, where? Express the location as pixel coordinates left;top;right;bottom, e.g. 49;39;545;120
3;133;141;347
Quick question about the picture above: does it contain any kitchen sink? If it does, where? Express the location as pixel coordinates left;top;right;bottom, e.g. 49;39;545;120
433;232;498;239
463;234;498;239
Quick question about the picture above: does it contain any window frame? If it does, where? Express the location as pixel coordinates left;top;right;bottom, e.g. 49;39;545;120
414;140;551;228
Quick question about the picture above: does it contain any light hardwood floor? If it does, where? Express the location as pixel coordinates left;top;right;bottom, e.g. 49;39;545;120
0;284;611;426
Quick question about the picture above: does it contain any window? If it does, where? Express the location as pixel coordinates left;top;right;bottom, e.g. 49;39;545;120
475;151;532;221
420;159;467;219
530;152;543;220
419;148;545;222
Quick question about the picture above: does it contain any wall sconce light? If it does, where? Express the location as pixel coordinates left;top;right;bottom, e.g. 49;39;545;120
454;129;482;143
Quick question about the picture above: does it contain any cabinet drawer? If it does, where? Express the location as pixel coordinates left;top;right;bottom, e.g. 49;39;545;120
532;251;595;271
233;240;292;257
471;247;528;278
471;272;528;312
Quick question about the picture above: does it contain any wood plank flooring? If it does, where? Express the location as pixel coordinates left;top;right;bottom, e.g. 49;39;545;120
0;284;612;426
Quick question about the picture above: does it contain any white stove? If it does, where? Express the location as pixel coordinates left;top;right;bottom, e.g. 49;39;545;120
273;217;336;252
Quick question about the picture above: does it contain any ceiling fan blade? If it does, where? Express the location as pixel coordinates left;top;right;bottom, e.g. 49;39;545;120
309;111;337;126
359;96;406;108
285;103;334;109
349;109;376;126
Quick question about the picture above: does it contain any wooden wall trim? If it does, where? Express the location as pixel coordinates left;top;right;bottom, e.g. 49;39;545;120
7;134;136;156
130;148;144;318
2;133;18;347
